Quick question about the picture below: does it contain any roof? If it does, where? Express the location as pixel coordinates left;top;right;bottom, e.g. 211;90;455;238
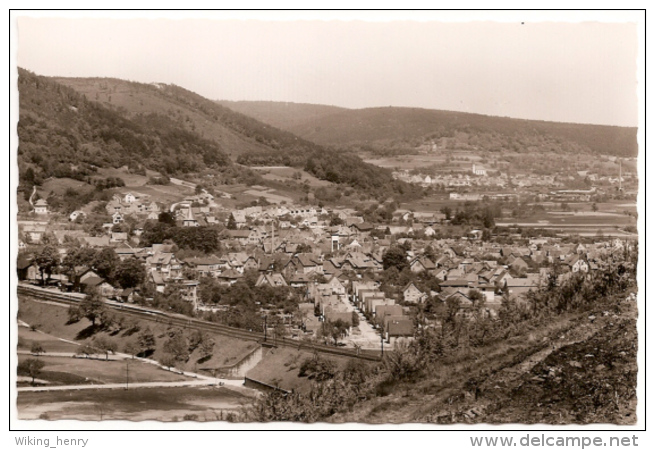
440;279;471;287
218;269;242;279
226;229;252;239
506;278;540;287
403;282;424;293
387;319;414;337
184;255;222;266
81;276;108;287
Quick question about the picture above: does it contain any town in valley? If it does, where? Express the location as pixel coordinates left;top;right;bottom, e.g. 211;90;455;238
14;16;640;425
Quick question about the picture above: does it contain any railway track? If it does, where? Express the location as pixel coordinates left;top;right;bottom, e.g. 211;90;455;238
17;285;382;362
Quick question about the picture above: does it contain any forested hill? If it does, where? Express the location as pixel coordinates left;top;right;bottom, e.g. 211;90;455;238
17;68;242;183
18;69;420;200
219;101;638;157
217;100;347;130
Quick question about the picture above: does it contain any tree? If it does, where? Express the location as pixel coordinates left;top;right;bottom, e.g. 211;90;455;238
91;336;117;361
158;211;176;226
226;213;238;231
30;342;45;356
382;245;409;272
592;202;599;212
66;305;82;324
351;311;360;328
123;339;141;359
17;358;46;385
114;258;146;289
92;248;119;282
440;206;452;221
34;245;59;285
78;288;106;326
163;331;190;363
468;289;485;310
321;319;350;345
199;335;215;360
76;343;97;358
159;353;178;371
61;247;96;280
137;327;156;354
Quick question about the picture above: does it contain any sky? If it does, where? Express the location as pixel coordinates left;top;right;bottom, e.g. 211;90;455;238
15;11;640;127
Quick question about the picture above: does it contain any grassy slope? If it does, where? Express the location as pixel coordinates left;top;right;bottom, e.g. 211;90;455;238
330;292;637;425
17;296;257;374
246;346;351;393
53;76;325;161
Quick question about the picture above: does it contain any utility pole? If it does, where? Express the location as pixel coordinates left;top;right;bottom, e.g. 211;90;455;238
125;360;129;390
381;331;384;358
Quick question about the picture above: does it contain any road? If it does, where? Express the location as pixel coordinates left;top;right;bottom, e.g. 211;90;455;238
17;378;245;393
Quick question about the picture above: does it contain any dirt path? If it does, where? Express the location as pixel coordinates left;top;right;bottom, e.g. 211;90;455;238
17;378;245;393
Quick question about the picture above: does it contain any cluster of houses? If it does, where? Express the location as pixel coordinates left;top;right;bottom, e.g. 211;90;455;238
17;189;634;347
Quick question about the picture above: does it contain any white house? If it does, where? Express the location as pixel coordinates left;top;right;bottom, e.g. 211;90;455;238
34;199;48;214
472;164;487;176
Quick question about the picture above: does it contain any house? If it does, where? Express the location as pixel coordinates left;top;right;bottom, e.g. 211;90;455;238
72;267;101;288
110;232;129;244
33;199;48;214
178;280;199;309
184;255;222;278
217;269;243;286
81;276;115;297
146;253;181;279
115;248;137;261
375;304;404;326
82;236;111;248
289;273;313;289
16;257;38;282
229;211;247;229
118;288;135;303
150;271;166;293
182;207;199;227
403;282;427;303
410;257;436;273
224;229;252;246
440;278;473;290
385;318;414;343
112;211;124;224
21;223;47;243
289;254;321;275
504;278;541;300
255;273;288;288
563;255;589;273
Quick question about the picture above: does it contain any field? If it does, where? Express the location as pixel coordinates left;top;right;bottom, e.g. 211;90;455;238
17;354;190;387
17;386;253;421
40;177;94;196
251;166;333;188
496;202;638;236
